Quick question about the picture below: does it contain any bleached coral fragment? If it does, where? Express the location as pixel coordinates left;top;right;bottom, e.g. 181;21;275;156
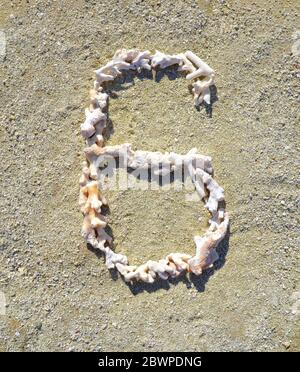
188;213;229;275
151;50;183;69
81;108;106;138
185;50;215;79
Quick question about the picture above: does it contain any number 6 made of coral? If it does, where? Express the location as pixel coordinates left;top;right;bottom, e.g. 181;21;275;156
79;49;229;284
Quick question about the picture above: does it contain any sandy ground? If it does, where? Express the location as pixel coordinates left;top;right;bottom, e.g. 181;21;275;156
0;0;299;352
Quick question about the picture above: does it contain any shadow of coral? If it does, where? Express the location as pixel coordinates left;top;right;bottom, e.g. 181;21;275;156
123;227;230;295
87;207;230;294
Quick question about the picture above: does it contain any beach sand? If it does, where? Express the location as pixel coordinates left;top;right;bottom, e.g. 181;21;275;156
0;0;299;351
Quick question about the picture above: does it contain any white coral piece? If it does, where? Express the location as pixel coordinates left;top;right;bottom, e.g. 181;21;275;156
185;50;215;79
95;60;131;84
151;50;184;69
188;213;229;275
192;74;215;106
80;108;106;138
130;50;152;72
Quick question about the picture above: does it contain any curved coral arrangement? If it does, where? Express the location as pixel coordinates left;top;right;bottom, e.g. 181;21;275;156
79;49;229;283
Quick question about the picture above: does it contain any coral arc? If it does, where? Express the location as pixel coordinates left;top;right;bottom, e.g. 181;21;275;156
79;49;229;283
